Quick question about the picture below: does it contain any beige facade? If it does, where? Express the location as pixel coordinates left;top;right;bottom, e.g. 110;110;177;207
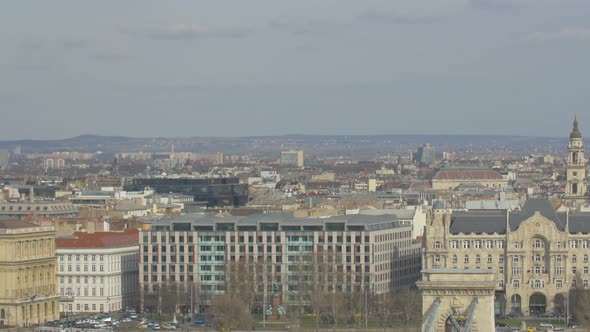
417;269;496;332
424;201;590;316
0;221;60;327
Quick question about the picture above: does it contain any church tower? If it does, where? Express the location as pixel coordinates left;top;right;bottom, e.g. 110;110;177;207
565;116;587;203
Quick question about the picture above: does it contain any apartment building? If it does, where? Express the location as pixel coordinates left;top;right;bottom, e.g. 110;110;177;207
56;230;139;314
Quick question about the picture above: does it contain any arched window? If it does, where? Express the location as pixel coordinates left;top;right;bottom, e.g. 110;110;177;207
0;309;5;319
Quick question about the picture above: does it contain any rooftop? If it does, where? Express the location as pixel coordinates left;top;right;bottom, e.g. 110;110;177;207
433;168;504;181
56;229;139;249
0;219;42;229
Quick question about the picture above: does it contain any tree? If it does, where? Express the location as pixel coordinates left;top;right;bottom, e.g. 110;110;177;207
160;283;179;315
225;259;262;314
206;294;253;332
569;272;590;322
393;288;421;325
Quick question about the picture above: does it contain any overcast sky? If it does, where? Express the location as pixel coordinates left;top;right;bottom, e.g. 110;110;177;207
1;0;589;139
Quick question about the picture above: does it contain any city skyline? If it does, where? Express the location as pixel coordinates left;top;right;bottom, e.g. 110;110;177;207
1;0;589;140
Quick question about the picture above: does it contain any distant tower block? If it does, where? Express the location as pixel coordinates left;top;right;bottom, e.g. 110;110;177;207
280;150;304;168
216;152;224;165
417;269;497;332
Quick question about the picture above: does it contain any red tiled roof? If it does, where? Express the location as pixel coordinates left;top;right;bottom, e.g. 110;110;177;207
56;229;139;249
433;169;503;181
0;220;41;229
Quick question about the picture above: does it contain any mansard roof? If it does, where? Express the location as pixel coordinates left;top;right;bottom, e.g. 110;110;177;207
449;198;590;234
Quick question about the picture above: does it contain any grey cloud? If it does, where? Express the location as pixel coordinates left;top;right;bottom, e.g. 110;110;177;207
529;28;590;42
13;63;51;71
357;10;443;24
149;24;248;40
269;17;329;35
470;0;526;11
62;40;88;49
19;40;44;49
93;52;134;62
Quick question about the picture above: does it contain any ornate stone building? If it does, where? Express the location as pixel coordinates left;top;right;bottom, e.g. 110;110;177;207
0;220;60;327
424;198;590;316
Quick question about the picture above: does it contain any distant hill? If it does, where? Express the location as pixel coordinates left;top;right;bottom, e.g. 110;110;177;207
0;134;570;158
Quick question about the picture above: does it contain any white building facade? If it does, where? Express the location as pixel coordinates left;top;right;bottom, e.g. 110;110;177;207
56;230;139;314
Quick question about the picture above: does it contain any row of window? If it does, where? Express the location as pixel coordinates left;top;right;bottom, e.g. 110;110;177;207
512;279;590;289
60;287;105;297
59;264;104;272
60;254;103;262
61;301;122;313
446;240;505;249
443;239;590;249
144;234;377;244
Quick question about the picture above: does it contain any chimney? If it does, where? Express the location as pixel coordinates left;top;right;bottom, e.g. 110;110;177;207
29;187;34;203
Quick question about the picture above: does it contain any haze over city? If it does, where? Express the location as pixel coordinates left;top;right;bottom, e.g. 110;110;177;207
2;0;590;139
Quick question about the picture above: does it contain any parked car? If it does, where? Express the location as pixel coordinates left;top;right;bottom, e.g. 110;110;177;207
539;322;554;328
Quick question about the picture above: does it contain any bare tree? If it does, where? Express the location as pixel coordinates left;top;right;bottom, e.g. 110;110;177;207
160;283;179;315
569;272;590;322
206;294;253;332
225;258;264;314
393;288;421;325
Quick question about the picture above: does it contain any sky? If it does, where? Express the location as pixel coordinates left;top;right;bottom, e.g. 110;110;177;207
1;0;590;139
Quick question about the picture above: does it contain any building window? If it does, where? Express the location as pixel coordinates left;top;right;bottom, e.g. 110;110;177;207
585;280;589;289
475;255;481;264
534;255;541;263
464;255;469;264
451;241;458;249
474;241;481;249
499;255;504;263
513;280;520;289
573;255;578;263
573;267;578;274
533;280;544;288
512;267;521;275
452;255;458;264
487;255;493;263
434;241;441;249
498;241;504;249
434;255;441;263
556;280;563;288
533;239;543;249
513;255;520;263
585;255;589;263
463;241;470;249
571;241;578;249
486;241;493;249
555;266;564;275
556;255;562;262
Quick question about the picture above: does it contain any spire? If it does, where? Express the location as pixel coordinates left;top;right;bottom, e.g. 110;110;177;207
571;115;582;139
